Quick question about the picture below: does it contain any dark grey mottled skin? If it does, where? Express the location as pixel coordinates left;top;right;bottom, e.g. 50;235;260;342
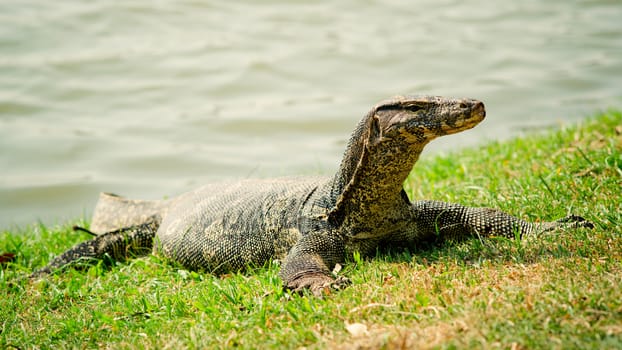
32;95;592;295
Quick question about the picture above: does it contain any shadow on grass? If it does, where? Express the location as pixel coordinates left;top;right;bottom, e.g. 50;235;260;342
371;226;601;269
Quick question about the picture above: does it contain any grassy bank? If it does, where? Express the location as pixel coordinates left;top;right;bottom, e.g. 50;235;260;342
2;110;621;349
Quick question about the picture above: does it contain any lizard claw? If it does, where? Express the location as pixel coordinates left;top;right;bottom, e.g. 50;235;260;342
286;273;352;297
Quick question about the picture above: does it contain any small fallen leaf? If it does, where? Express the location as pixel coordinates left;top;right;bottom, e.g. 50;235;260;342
345;322;368;338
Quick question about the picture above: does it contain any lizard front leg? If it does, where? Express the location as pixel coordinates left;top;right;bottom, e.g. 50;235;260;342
279;230;350;296
411;200;593;240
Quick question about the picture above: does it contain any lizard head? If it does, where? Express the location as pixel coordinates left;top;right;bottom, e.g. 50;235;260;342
369;95;485;144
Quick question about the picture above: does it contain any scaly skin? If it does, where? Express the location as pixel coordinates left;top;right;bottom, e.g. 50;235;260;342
31;96;592;295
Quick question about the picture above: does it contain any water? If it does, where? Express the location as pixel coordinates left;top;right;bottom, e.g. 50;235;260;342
1;0;621;230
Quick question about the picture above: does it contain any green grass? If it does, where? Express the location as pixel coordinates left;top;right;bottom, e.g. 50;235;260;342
2;110;621;349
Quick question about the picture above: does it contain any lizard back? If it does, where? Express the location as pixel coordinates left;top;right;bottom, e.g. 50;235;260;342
155;177;325;273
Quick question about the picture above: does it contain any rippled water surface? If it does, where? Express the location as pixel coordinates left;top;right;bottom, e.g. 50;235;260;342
1;0;621;229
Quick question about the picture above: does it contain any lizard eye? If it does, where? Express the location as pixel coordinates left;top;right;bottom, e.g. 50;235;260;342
405;105;424;113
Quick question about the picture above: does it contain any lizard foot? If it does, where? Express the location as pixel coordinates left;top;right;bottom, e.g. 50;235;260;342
286;273;351;297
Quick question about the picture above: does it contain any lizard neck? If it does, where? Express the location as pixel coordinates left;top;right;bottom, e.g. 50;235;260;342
327;110;424;233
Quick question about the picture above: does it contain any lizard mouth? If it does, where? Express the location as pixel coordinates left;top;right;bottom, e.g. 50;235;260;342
472;101;486;122
473;101;486;119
